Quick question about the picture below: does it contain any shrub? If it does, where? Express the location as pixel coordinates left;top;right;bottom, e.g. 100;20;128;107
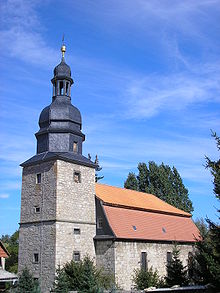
53;255;114;292
132;267;162;290
14;267;41;293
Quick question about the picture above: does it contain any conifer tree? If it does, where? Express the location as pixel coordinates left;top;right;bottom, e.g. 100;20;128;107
124;161;193;213
195;131;220;289
124;172;138;190
53;265;69;293
15;268;41;293
166;245;187;287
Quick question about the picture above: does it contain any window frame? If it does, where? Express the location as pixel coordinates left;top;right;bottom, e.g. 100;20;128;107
141;251;147;271
34;206;41;214
74;228;81;235
73;141;78;153
36;173;41;184
33;253;39;264
73;251;80;262
74;171;81;183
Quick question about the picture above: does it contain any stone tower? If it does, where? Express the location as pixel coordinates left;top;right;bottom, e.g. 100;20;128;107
18;45;97;293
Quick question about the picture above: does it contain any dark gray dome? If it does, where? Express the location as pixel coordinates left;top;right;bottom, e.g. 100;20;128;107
39;100;82;129
54;58;71;77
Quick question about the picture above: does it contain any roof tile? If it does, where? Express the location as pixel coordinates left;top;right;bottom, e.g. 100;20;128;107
96;183;191;217
104;205;199;242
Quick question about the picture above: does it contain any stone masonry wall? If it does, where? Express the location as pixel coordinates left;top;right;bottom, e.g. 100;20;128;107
55;222;96;267
114;241;195;290
95;240;115;276
20;161;57;223
56;160;96;223
19;222;56;293
19;161;57;293
55;160;96;266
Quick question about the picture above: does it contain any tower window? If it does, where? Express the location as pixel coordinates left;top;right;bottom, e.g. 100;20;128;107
36;173;41;184
97;217;103;229
141;252;147;271
74;171;81;183
73;251;80;262
73;141;78;153
33;253;39;263
34;206;40;213
66;82;69;95
74;228;81;235
59;81;64;95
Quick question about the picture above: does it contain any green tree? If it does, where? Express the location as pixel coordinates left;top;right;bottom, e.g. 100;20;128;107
132;267;163;289
1;230;19;273
124;172;138;190
53;265;69;293
124;161;193;213
52;255;114;292
15;267;41;293
194;132;220;289
166;245;187;286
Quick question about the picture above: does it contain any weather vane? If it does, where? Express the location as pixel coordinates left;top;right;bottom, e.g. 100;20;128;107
61;33;66;58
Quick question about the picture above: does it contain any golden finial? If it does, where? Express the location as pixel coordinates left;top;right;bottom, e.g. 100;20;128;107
61;34;66;58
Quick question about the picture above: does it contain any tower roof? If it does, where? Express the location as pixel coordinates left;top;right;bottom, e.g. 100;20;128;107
54;58;71;78
21;42;96;168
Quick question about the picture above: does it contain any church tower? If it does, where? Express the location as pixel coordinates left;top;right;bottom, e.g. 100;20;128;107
18;44;97;293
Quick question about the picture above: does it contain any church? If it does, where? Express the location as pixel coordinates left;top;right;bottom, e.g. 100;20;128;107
18;45;200;293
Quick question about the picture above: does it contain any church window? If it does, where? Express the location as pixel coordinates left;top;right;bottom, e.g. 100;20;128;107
167;251;172;265
36;173;41;184
74;228;81;235
97;217;103;229
73;141;78;153
74;171;81;183
141;252;147;271
73;251;80;262
34;206;40;213
33;253;39;263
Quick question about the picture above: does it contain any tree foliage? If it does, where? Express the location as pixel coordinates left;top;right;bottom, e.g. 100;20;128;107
132;267;164;290
14;267;41;293
0;230;19;273
166;245;187;286
124;161;193;213
194;131;220;290
53;255;114;293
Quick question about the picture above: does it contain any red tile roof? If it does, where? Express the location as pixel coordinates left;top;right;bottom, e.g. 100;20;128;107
0;241;9;258
103;205;199;242
96;183;191;217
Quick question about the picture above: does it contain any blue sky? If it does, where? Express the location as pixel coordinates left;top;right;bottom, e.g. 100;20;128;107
0;0;220;236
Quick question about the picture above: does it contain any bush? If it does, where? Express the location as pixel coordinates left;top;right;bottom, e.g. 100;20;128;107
53;255;114;292
132;267;163;290
166;245;187;286
14;267;41;293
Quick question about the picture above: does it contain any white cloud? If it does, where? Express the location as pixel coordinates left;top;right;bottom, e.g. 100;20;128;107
0;194;9;199
123;65;220;119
